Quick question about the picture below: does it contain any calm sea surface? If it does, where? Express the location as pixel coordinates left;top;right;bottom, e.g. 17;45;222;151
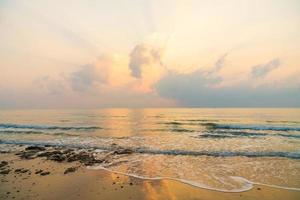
0;108;299;191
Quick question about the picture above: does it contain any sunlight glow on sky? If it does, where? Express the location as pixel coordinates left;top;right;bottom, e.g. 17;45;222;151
0;0;300;108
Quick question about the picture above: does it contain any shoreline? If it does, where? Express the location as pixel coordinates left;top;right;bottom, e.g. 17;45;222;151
89;165;300;193
1;144;300;199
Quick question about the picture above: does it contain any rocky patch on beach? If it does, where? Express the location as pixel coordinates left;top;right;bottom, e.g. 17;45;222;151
14;144;133;167
0;144;134;183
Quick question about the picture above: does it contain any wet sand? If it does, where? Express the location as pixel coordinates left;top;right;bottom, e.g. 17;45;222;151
1;149;300;200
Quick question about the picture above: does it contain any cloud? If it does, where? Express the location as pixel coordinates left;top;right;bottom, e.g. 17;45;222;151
129;44;163;78
251;58;281;78
35;76;66;95
156;53;228;91
155;57;300;107
70;56;111;92
213;53;228;71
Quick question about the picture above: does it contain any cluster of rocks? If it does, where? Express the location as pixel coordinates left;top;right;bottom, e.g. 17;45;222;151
1;144;134;178
15;145;133;167
15;146;105;166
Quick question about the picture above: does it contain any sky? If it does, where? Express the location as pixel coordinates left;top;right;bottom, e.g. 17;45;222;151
0;0;300;108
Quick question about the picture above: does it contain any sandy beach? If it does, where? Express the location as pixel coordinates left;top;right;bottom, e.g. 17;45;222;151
1;145;299;200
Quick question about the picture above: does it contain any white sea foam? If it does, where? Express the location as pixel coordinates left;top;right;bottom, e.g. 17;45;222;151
88;166;300;192
87;166;253;192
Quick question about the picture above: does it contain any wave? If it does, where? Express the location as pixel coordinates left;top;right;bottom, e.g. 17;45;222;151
142;128;195;133
266;120;300;124
0;123;102;131
199;131;300;139
203;123;300;131
0;130;48;134
134;149;300;159
0;130;78;136
1;139;299;159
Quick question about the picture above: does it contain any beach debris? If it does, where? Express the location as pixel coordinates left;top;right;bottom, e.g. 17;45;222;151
64;166;78;174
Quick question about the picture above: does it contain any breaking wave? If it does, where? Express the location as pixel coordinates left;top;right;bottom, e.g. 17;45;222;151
1;139;299;159
0;123;102;131
203;123;300;131
199;131;300;139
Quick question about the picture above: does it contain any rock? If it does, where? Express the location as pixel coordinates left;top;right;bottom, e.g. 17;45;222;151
0;169;11;174
14;168;29;173
64;167;78;174
0;161;8;168
36;151;53;157
40;171;50;176
35;170;43;174
62;149;73;154
37;150;66;162
25;146;46;151
48;154;66;162
19;151;37;159
114;148;133;154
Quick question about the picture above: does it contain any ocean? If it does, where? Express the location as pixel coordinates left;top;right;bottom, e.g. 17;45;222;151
0;108;299;192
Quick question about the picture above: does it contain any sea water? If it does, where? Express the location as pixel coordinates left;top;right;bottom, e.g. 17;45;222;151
0;108;299;192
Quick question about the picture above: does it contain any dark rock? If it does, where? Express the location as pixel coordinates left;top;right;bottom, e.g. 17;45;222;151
36;151;53;157
35;170;43;174
64;167;78;174
114;148;133;154
15;168;29;173
40;171;50;176
37;150;66;162
0;161;8;168
66;151;102;165
48;154;66;162
0;169;11;174
25;146;46;151
19;151;37;159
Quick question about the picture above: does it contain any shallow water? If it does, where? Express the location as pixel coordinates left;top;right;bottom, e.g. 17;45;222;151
0;108;300;191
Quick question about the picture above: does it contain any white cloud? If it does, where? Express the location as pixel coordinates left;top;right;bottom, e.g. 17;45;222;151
129;44;164;78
